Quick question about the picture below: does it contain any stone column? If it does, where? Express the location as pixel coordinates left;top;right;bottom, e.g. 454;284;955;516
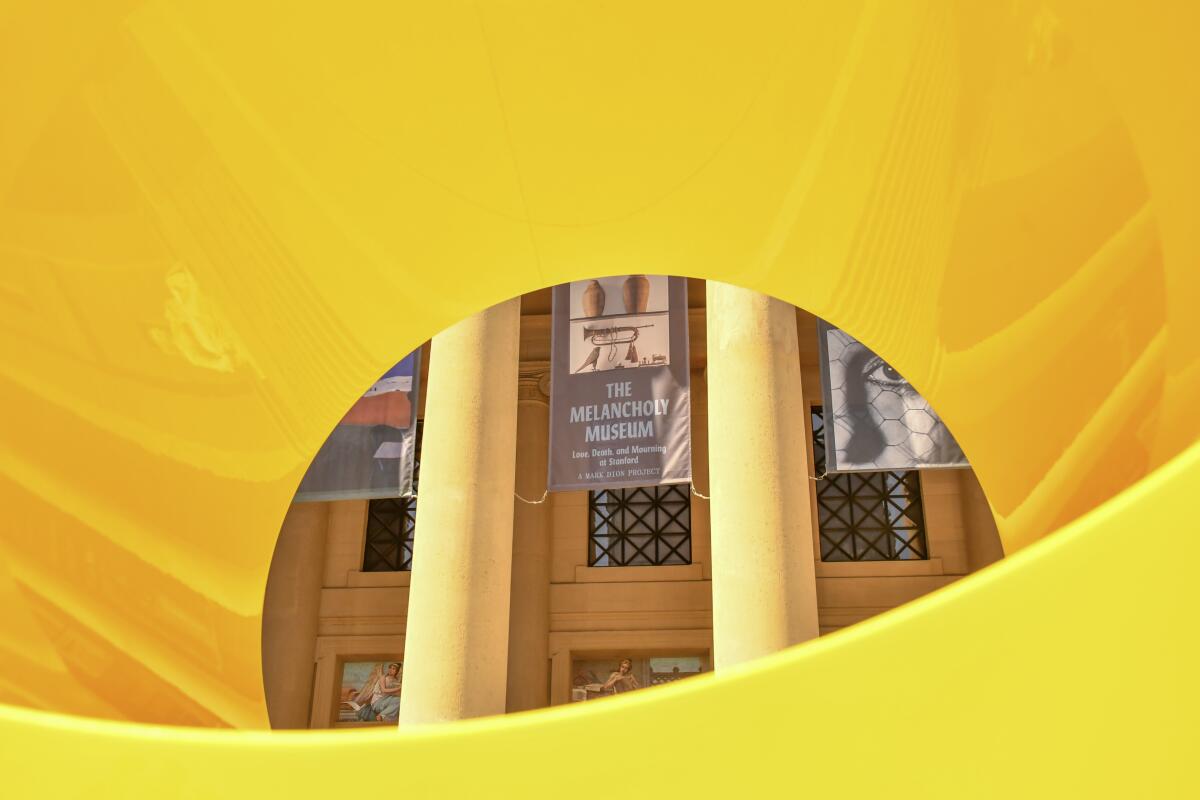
959;469;1006;570
398;299;521;725
261;502;328;728
705;282;820;670
505;365;552;713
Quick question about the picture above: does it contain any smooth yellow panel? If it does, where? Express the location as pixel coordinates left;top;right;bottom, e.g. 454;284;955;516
0;0;1195;796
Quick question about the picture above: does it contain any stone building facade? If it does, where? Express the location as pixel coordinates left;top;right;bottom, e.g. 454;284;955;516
262;281;1003;729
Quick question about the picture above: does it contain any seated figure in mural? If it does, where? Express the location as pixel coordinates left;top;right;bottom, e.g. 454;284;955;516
599;657;640;695
349;662;402;722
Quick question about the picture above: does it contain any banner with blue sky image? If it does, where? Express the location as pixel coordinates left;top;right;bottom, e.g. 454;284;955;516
295;350;421;500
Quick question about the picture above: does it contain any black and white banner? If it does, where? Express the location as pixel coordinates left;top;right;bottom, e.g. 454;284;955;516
548;275;691;491
816;320;966;473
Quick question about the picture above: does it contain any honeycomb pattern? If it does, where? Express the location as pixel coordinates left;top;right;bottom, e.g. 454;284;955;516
822;327;966;470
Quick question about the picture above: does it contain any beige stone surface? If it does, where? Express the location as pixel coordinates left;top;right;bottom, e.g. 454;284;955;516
689;368;713;579
921;470;971;575
261;502;328;728
322;500;368;588
398;298;521;725
960;468;1006;569
506;363;552;713
705;282;820;669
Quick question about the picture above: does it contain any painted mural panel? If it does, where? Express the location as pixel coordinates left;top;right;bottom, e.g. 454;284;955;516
339;661;403;724
569;656;706;702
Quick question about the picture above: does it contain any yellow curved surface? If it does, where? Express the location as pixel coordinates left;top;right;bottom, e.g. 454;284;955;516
0;0;1195;795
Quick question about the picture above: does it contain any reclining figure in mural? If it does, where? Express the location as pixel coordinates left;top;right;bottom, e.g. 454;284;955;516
345;662;402;722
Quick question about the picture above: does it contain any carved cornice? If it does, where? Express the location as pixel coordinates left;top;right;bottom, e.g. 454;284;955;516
518;361;551;405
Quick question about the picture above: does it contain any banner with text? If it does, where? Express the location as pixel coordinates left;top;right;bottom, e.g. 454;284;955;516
295;349;422;501
548;275;691;491
816;320;967;472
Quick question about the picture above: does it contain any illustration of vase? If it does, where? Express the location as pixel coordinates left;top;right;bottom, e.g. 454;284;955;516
623;275;650;313
582;280;606;318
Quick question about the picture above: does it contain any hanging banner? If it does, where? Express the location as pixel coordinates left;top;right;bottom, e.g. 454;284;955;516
548;275;691;491
816;320;967;472
294;349;422;501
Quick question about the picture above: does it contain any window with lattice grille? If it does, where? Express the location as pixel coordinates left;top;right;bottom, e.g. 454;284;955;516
362;421;422;571
588;484;691;567
811;407;928;561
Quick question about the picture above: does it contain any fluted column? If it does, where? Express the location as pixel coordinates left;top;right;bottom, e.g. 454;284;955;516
505;365;552;712
399;299;521;724
705;282;819;669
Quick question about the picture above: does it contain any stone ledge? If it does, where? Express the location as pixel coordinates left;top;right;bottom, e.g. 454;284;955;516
571;563;704;583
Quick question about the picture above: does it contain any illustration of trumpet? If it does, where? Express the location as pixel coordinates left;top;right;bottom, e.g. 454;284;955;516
575;323;654;373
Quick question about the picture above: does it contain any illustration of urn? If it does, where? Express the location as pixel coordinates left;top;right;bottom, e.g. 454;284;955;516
622;275;650;313
581;280;606;318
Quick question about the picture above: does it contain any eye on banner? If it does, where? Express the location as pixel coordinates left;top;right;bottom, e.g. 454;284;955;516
816;320;967;473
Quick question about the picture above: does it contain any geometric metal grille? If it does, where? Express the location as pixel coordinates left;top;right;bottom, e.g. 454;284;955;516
812;407;928;561
362;421;422;572
588;484;691;567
